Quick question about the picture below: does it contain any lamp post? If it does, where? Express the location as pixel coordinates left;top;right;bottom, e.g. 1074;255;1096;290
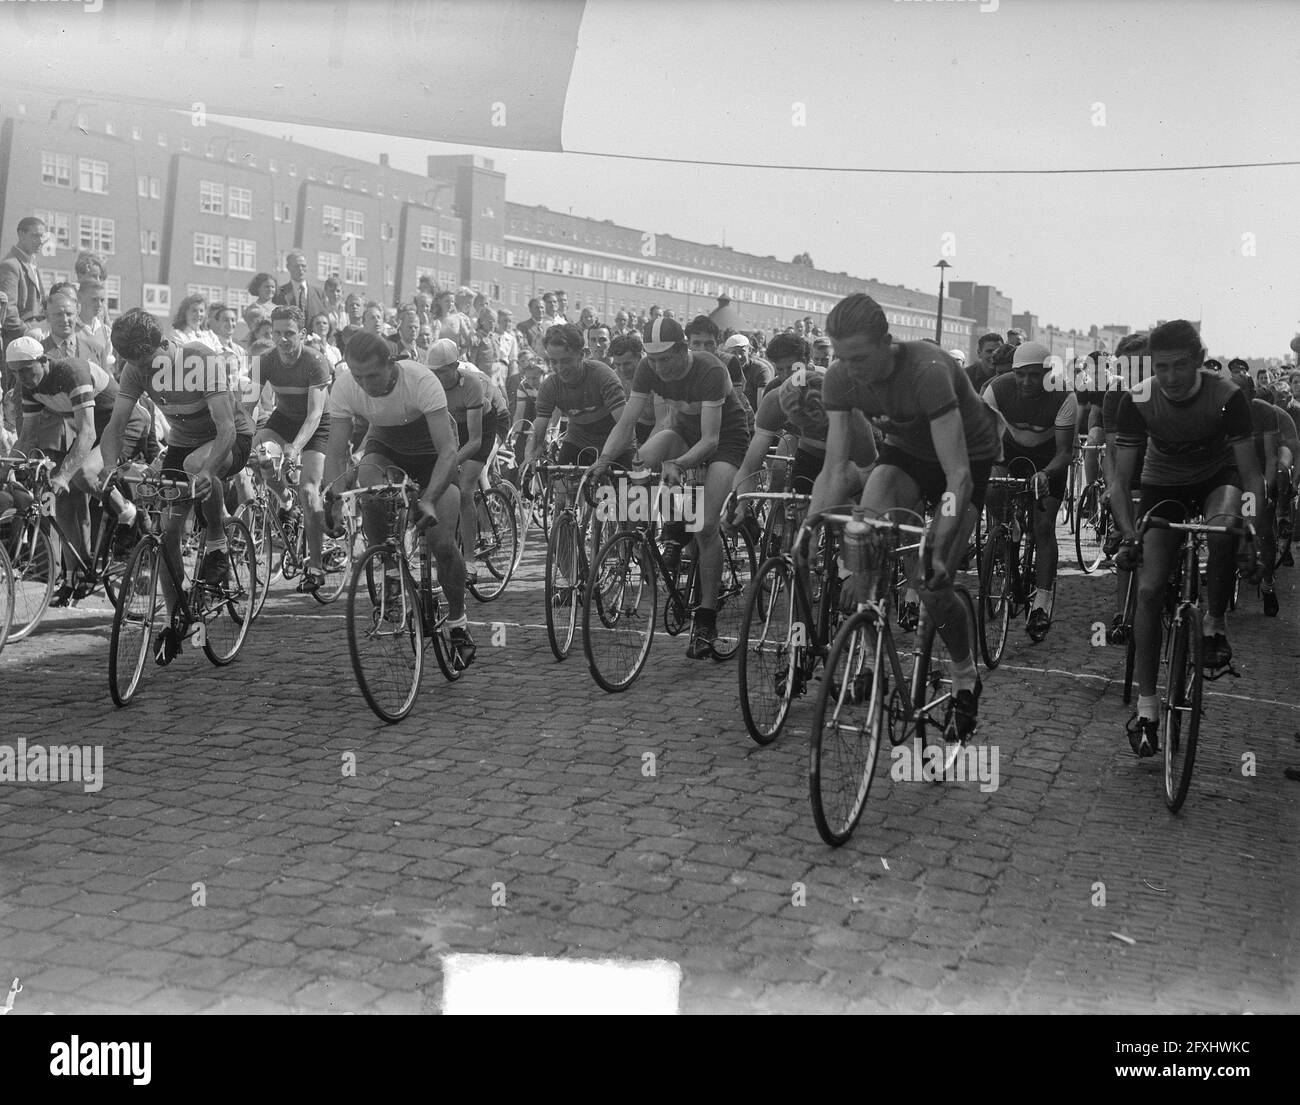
934;260;951;344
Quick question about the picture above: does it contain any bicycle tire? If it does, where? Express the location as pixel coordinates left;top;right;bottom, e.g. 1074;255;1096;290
977;527;1011;668
738;556;797;745
712;523;756;662
348;545;424;722
914;585;978;753
5;519;55;641
582;529;655;693
201;517;257;666
236;499;275;619
1074;485;1105;573
467;488;519;602
108;538;160;707
1163;605;1203;813
544;509;582;660
808;608;886;847
314;513;361;605
0;543;12;654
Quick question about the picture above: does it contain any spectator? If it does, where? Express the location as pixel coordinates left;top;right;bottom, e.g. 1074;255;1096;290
0;215;48;342
413;292;433;327
613;311;632;337
793;319;807;340
307;311;344;371
759;333;809;402
434;289;472;353
648;304;662;324
362;302;385;336
322;275;345;334
272;249;328;320
554;289;570;322
991;341;1016;376
241;303;272;354
541;290;562;328
171;293;219;350
387;304;420;360
247;271;277;311
76;279;114;374
587;323;612;365
74;250;108;283
519;297;548;357
44;287;107;367
469;307;504;385
811;336;833;368
967;332;1004;393
1006;327;1026;347
336;293;365;352
663;309;677;322
494;308;520;386
209;304;252;406
577;306;598;336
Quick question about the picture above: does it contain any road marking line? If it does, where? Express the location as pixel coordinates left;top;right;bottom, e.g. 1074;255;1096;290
441;953;680;1015
997;662;1300;712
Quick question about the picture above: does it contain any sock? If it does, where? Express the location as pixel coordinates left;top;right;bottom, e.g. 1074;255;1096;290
446;614;468;630
207;537;227;555
1033;588;1050;611
695;605;716;627
114;497;137;527
1137;694;1159;722
1204;615;1227;636
951;653;977;695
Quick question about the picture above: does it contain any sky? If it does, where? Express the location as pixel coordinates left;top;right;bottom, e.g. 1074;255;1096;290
211;0;1298;359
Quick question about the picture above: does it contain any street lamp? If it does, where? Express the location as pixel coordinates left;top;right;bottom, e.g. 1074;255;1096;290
934;260;951;344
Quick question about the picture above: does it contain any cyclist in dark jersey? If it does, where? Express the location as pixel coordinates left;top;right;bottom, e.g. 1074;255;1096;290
812;294;1001;742
1111;320;1263;757
981;341;1077;641
684;315;756;436
1230;372;1281;616
101;309;255;664
527;323;628;467
1101;333;1149;642
608;332;657;445
252;305;333;592
3;336;151;601
591;316;752;659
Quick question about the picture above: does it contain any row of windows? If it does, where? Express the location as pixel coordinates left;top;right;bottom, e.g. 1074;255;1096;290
321;205;366;239
470;242;504;262
34;209;115;254
417;227;459;256
316;252;369;285
199;181;253;219
186;284;255;312
41;152;107;193
193;233;257;271
414;266;460;289
39;271;120;310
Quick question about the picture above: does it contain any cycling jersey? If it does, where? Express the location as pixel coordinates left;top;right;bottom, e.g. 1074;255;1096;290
1249;397;1280;470
1102;386;1146;488
631;350;750;446
1274;405;1299;459
1115;371;1251;486
755;373;828;453
117;340;255;448
535;359;626;453
21;356;118;434
258;345;331;424
328;359;448;456
823;342;1001;464
982;374;1077;455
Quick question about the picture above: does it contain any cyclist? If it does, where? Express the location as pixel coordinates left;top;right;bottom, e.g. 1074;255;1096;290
100;308;255;664
2;336;151;602
1259;383;1299;568
1111;320;1264;757
323;330;475;668
980;341;1077;641
426;338;509;579
1230;373;1281;616
590;316;752;660
608;332;658;446
250;305;333;593
684;315;756;434
811;293;1001;741
524;324;627;467
1101;333;1149;643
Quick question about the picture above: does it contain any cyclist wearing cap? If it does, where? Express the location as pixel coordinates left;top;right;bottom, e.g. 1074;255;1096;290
811;293;1001;743
526;323;628;471
100;308;255;664
323;330;475;668
250;305;333;593
684;316;756;434
426;337;510;577
1111;320;1263;758
590;315;752;660
981;341;1077;641
2;335;151;602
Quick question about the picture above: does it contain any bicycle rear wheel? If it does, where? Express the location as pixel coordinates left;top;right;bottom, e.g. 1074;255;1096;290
314;513;361;605
1162;606;1202;812
0;543;11;654
348;546;425;722
1074;485;1106;573
236;499;275;618
108;538;161;706
738;556;797;745
467;488;519;602
582;530;655;693
977;528;1011;668
5;519;55;641
914;585;978;758
712;523;756;661
199;517;256;665
809;609;886;847
545;509;581;660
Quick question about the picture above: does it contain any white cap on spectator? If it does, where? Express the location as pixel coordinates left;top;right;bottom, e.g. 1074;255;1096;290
4;336;45;363
425;338;460;369
723;334;750;351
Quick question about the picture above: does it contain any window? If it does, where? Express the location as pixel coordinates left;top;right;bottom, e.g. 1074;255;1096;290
138;175;149;197
104;276;120;314
288;163;297;177
269;158;278;173
383;266;393;287
228;186;252;220
227;288;253;312
193;232;223;267
381;222;394;241
150;178;160;199
415;265;438;284
317;252;342;281
227;237;256;271
344;210;364;238
157;132;167;146
325;172;334;185
187;283;225;302
39;269;71;290
181;138;192;152
471;242;483;260
78;216;115;254
76;113;88;130
131;126;142;141
342;174;353;189
226;149;236;163
322;204;342;236
420;225;437;252
344;255;368;284
439;232;457;256
36;211;71;249
139;229;159;255
41;151;71;187
273;202;291;223
200;180;224;215
105;121;116;136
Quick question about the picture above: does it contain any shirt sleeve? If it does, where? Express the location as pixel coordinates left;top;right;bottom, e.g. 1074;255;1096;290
630;357;657;398
913;360;959;421
596;364;626;414
754;388;785;435
1101;389;1122;435
116;360;146;405
534;376;558;422
1055;393;1078;428
1222;388;1252;444
461;371;485;411
695;361;727;405
327;371;358;419
416;369;448;414
1114;392;1146;447
306;349;331;389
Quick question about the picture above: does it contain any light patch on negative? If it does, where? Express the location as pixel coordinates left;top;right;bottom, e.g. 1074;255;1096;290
441;954;680;1015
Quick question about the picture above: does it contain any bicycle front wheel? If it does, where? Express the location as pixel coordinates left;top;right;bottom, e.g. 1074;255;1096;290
1074;485;1106;573
809;609;886;847
582;530;655;693
467;488;519;602
545;509;581;660
1162;606;1203;813
315;514;361;605
108;538;161;706
198;518;257;666
914;585;978;756
5;519;55;641
236;499;275;618
348;546;425;722
738;556;797;746
978;528;1012;668
0;543;11;654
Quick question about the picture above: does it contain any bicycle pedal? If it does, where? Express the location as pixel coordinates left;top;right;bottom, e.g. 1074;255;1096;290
1203;660;1240;682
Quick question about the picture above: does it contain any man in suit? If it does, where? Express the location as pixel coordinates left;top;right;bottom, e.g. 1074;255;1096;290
272;249;329;321
44;289;108;369
387;304;420;361
0;216;48;344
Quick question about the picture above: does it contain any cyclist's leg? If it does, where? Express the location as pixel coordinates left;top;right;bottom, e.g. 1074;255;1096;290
299;448;326;572
1032;483;1064;609
426;482;467;619
1201;478;1243;654
1132;504;1182;702
458;458;485;559
355;451;400;547
695;457;738;610
252;423;290;507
